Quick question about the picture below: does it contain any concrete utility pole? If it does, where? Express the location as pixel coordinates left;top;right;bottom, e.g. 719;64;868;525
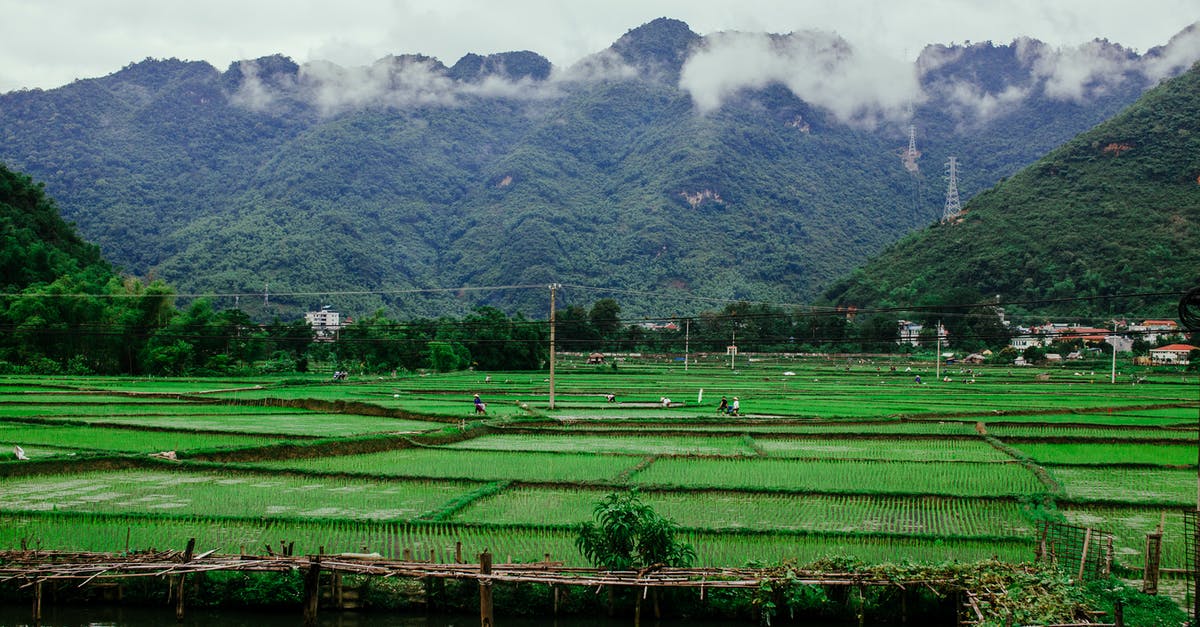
548;283;560;410
935;320;942;381
684;319;690;371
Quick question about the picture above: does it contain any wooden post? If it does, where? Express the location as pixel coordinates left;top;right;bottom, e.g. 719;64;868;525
302;554;322;627
32;580;42;623
479;551;494;627
1078;528;1093;581
175;538;195;622
455;541;463;564
1143;530;1163;594
1114;597;1124;627
635;591;642;627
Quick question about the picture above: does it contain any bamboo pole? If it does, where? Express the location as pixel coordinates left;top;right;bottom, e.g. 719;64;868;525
479;551;494;627
32;580;42;623
302;555;321;627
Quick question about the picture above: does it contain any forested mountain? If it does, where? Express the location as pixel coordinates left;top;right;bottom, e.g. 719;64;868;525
2;18;1197;319
824;60;1200;319
0;165;109;290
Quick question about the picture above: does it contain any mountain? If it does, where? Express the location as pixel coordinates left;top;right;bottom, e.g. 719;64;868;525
1;19;1197;319
824;60;1200;318
0;164;109;290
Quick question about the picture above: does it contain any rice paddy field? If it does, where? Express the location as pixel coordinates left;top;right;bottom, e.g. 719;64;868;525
0;354;1196;576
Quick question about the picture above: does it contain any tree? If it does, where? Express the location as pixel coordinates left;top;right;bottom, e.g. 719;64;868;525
575;489;695;570
589;298;622;347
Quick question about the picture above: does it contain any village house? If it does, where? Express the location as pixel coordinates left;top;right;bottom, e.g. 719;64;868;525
1128;319;1181;345
1009;323;1112;350
1148;343;1198;365
305;306;343;341
896;320;947;347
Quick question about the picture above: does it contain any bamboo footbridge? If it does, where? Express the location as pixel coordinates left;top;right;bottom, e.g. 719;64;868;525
1;543;961;626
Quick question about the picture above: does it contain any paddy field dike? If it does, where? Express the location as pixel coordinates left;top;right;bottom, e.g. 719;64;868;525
1;354;1196;576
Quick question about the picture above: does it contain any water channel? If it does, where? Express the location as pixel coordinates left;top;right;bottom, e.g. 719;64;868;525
0;604;889;626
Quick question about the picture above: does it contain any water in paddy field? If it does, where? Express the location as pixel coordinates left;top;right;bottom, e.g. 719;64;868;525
0;605;889;626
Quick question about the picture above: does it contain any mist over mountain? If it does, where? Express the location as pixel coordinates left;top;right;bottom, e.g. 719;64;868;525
2;17;1198;319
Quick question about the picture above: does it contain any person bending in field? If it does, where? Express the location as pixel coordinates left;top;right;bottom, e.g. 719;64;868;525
473;393;487;415
729;397;740;416
716;396;728;414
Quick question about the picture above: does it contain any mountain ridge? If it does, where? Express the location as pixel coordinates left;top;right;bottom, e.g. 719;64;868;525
2;18;1198;318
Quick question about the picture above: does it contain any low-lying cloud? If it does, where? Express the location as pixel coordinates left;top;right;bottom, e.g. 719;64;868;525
679;30;921;127
228;20;1200;125
230;51;643;116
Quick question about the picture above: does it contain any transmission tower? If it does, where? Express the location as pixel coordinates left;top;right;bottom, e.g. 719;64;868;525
902;124;920;173
942;156;962;222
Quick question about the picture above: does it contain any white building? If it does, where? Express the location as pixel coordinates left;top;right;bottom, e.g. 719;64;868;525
1149;344;1198;365
305;306;342;341
896;320;947;347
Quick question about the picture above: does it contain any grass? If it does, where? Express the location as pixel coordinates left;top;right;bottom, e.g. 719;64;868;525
0;360;1193;569
0;469;479;521
631;458;1045;497
250;448;643;483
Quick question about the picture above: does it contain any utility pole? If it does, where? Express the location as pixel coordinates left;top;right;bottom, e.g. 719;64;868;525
684;319;690;371
935;320;942;382
548;283;560;410
730;330;737;371
1109;337;1117;384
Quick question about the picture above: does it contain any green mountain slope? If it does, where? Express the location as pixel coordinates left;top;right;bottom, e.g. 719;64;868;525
825;62;1200;317
1;19;1193;318
0;164;109;290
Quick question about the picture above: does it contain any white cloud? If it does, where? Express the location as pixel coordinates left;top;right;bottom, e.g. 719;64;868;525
1142;22;1200;81
679;31;921;127
1020;39;1136;102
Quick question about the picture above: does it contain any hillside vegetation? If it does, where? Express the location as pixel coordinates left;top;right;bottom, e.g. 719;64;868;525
2;18;1183;318
826;61;1200;318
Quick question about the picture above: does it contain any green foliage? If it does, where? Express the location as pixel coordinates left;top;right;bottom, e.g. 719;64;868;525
829;62;1200;319
0;39;1164;319
575;489;696;570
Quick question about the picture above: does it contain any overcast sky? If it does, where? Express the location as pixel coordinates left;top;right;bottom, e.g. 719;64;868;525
1;0;1197;93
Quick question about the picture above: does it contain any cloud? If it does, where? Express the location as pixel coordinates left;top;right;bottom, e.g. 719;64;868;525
945;83;1029;123
678;30;921;127
228;54;577;116
1017;37;1137;102
1142;21;1200;81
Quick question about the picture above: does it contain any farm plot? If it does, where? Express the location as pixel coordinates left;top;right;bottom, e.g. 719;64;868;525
1063;505;1191;571
1052;467;1196;506
695;531;1034;566
751;437;1008;462
250;448;641;483
16;411;441;437
971;412;1190;427
0;469;478;521
535;422;980;436
985;425;1196;441
631;458;1045;497
1007;442;1197;466
441;434;756;456
0;422;299;454
453;486;1034;539
0;512;1035;567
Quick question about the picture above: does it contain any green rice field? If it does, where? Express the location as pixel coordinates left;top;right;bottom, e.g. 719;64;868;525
0;356;1196;574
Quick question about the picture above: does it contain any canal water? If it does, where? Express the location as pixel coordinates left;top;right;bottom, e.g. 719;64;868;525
0;604;883;626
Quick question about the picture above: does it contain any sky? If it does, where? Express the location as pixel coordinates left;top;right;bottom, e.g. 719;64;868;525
1;0;1198;93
